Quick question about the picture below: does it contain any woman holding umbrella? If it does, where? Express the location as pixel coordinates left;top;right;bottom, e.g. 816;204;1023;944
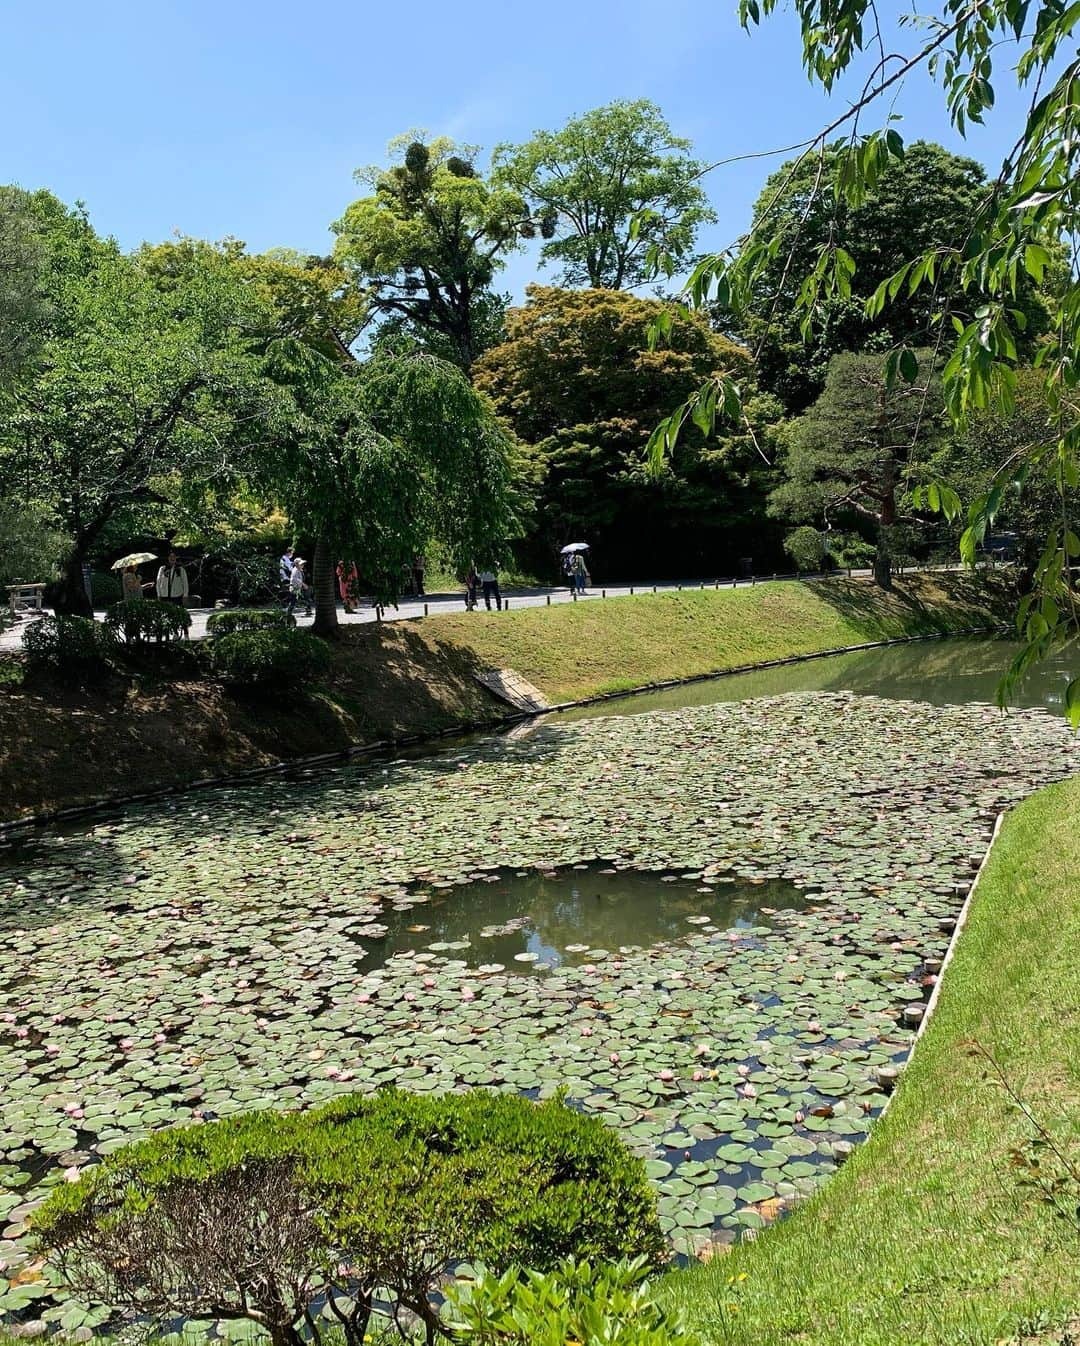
112;552;158;601
560;543;590;594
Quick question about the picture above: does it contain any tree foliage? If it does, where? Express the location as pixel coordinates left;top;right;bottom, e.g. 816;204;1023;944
332;136;531;373
493;100;715;290
652;0;1080;717
0;210;282;614
732;141;1048;412
770;351;945;586
475;286;779;575
0;187;48;385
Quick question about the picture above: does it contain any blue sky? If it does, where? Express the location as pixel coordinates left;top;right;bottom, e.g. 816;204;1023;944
6;0;1034;300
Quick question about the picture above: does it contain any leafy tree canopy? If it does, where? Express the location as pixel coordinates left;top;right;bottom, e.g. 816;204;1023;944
731;141;1052;412
332;136;532;373
769;350;945;586
493;99;716;290
475;285;777;575
0;217;283;613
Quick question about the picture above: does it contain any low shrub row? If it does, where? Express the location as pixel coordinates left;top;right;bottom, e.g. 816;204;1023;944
208;626;330;687
34;1089;666;1345
104;599;191;645
205;607;295;636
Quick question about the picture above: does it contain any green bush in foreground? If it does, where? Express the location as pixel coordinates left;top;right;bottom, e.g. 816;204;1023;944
206;607;295;636
21;614;116;679
104;599;191;645
33;1090;663;1346
447;1258;700;1346
209;627;330;688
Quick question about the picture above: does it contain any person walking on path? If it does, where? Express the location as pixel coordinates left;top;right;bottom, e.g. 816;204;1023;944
279;546;296;608
336;560;359;614
155;551;189;604
479;567;501;611
412;553;426;597
570;552;588;595
288;557;312;617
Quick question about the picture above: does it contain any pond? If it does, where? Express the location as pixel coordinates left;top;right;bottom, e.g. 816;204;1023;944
0;638;1078;1328
366;867;809;974
557;636;1077;721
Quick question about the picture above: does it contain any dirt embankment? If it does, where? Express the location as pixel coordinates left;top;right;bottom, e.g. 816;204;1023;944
0;572;1013;825
0;625;504;825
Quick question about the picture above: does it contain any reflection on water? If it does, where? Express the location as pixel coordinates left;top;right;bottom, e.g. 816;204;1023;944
366;866;808;974
560;638;1077;722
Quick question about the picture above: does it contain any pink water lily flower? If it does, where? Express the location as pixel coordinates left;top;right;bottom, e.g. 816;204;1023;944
658;1068;675;1082
63;1166;82;1183
609;1052;621;1064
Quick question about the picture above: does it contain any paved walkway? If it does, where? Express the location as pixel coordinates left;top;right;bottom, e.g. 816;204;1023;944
0;565;965;652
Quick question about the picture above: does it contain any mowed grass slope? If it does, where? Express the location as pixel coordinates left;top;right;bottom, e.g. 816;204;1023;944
662;775;1080;1346
422;572;1011;702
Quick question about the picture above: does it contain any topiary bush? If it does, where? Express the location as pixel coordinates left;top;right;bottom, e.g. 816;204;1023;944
783;526;826;574
33;1090;663;1346
209;628;331;689
446;1258;701;1346
21;615;116;680
104;599;191;646
206;607;295;636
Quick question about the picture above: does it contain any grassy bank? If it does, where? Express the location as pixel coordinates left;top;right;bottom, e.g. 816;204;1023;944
662;775;1080;1346
422;571;1012;702
0;572;1010;823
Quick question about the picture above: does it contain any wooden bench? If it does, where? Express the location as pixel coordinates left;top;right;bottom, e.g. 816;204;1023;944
6;582;46;620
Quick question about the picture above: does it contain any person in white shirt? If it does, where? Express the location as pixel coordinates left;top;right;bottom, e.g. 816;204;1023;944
155;551;189;603
288;557;312;617
478;568;501;611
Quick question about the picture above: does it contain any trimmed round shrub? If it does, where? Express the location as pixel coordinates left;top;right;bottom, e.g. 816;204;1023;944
104;599;191;645
21;615;115;679
783;525;826;574
33;1091;663;1345
209;628;331;688
206;607;295;636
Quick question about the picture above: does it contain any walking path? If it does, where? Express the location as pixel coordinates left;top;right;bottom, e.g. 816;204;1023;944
0;565;966;652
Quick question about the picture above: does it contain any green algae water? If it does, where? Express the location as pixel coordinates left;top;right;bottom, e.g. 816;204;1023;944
559;637;1076;722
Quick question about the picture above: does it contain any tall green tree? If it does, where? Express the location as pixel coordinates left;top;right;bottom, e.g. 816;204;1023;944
265;346;519;635
332;137;531;374
731;141;1049;412
475;285;776;577
493;100;715;290
652;0;1080;714
770;351;945;588
0;214;280;614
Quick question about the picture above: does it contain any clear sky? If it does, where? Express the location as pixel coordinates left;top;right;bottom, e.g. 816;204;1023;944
6;0;1035;300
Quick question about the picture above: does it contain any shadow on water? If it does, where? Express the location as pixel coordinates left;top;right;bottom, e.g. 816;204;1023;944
363;865;809;974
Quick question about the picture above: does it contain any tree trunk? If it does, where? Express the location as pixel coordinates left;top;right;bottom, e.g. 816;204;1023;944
311;536;339;638
873;524;893;590
54;547;93;616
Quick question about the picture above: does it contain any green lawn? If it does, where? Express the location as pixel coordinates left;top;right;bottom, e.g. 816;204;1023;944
661;774;1080;1346
422;572;1011;703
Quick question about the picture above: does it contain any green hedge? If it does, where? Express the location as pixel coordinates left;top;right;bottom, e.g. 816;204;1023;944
208;627;330;688
34;1090;663;1345
21;615;115;679
104;599;191;645
206;607;294;636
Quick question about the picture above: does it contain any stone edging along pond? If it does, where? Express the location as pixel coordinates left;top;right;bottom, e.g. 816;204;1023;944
0;625;1006;845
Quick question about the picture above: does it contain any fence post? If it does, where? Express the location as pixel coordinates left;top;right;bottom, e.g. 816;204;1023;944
423;602;428;617
630;586;634;595
573;591;577;601
602;588;606;598
653;585;657;593
546;594;550;606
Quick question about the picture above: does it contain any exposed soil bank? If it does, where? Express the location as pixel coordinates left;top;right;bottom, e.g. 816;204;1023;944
0;573;1012;824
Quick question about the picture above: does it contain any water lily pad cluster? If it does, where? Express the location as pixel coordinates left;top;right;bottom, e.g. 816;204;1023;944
0;691;1076;1326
